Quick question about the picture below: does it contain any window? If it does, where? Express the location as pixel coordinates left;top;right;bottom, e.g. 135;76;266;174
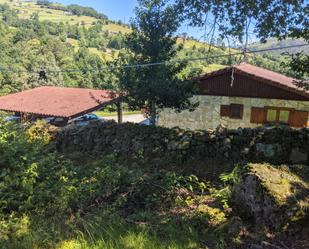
266;107;291;124
279;110;290;123
220;104;244;119
230;104;243;119
266;109;277;122
251;106;308;127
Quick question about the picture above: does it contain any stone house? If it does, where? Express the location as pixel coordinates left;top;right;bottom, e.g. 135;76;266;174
158;63;309;130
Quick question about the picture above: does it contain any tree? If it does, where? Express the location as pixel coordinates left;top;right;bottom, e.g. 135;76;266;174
176;1;306;41
117;0;197;126
175;0;309;89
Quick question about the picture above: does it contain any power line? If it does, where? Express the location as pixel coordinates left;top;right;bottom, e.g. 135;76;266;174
0;43;308;74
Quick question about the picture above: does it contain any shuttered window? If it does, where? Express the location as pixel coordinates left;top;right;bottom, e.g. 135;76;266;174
265;107;292;124
220;104;243;119
251;106;308;128
220;105;230;117
250;107;266;124
289;111;308;128
265;109;292;123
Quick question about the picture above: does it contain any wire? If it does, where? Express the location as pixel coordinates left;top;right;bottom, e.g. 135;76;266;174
0;43;308;74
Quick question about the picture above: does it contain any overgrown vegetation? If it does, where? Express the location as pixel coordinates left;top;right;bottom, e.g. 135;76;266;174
0;120;308;249
0;120;243;249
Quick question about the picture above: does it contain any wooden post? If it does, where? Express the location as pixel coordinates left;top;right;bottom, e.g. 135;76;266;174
117;100;123;124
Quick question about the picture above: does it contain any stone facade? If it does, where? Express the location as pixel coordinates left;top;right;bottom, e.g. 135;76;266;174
158;95;309;130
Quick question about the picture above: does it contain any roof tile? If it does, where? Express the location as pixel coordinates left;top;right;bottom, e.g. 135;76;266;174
0;86;118;118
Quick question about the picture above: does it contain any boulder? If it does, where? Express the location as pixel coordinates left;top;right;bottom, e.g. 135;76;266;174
233;163;309;230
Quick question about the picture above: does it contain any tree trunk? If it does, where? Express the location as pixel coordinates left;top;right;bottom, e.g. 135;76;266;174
150;100;156;126
117;100;123;124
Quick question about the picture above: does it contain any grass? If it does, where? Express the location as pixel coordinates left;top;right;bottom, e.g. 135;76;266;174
102;24;132;34
57;220;199;249
0;0;122;30
94;110;142;117
177;38;239;53
1;214;200;249
65;39;118;61
201;63;226;73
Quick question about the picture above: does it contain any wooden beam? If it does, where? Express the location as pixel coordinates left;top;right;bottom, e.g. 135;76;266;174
117;100;123;124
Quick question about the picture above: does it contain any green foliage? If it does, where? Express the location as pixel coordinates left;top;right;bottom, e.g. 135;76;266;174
176;0;306;42
0;121;244;248
176;0;309;90
209;166;243;209
117;0;198;125
26;120;59;144
0;4;117;92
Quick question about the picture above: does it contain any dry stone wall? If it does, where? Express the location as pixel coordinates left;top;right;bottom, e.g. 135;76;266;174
56;121;309;165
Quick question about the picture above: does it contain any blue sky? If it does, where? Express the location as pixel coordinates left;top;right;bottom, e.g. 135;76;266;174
57;0;207;40
57;0;137;23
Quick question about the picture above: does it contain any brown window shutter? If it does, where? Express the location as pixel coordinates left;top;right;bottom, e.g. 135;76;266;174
289;110;308;128
251;107;266;124
220;105;230;117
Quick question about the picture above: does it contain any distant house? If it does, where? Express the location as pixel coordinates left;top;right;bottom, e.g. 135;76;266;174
159;63;309;130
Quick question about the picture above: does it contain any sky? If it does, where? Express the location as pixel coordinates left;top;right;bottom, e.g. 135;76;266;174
57;0;137;24
56;0;209;40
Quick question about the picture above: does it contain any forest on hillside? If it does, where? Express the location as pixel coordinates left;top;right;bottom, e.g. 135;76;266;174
0;1;293;96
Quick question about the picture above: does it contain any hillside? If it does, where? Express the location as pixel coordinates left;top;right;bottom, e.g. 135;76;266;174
249;38;309;56
0;0;131;32
0;0;293;95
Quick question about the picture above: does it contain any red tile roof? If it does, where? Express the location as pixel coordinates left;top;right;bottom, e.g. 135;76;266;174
199;63;309;98
0;86;118;119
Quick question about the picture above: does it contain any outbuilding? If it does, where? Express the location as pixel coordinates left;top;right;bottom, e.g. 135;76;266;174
0;86;122;125
158;63;309;130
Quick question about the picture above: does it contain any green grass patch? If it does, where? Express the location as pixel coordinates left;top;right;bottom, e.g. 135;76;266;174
94;110;142;117
102;23;132;34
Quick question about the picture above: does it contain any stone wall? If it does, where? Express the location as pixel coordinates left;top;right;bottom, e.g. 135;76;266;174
56;121;309;167
158;95;309;130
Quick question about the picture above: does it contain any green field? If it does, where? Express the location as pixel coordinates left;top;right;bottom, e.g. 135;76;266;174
0;0;131;32
95;110;142;117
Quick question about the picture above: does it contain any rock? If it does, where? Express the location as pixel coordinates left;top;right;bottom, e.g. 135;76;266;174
56;121;308;166
223;138;231;146
290;148;308;164
233;163;309;230
178;140;190;150
167;141;178;151
255;143;277;157
241;147;250;155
